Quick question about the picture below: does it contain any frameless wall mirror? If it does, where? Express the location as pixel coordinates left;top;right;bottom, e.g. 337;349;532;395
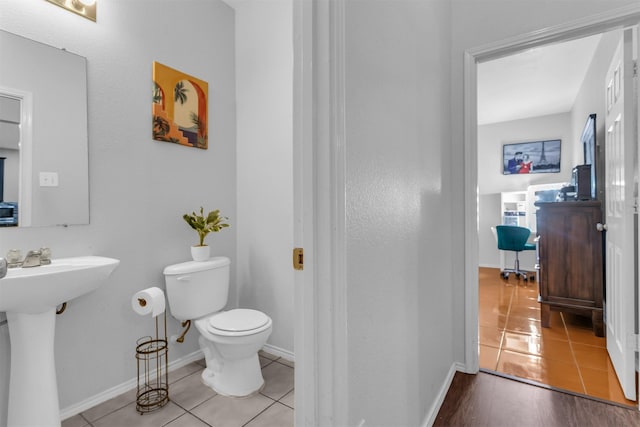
0;29;89;227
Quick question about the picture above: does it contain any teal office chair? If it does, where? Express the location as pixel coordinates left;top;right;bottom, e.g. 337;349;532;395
495;225;536;281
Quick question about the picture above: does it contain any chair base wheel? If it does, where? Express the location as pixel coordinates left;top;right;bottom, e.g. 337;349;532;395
500;270;535;282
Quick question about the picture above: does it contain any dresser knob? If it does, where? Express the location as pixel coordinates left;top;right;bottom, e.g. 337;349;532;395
596;223;608;232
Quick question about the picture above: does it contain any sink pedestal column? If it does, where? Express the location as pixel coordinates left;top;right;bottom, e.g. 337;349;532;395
7;309;60;427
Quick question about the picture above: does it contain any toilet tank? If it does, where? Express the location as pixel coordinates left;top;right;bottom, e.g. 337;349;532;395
163;256;230;321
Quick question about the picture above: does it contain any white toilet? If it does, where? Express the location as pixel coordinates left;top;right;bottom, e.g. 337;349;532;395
163;256;272;397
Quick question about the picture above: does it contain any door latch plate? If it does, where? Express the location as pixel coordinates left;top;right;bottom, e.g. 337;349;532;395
293;248;304;270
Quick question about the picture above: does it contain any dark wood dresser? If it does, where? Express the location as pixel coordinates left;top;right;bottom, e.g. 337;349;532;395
535;201;604;336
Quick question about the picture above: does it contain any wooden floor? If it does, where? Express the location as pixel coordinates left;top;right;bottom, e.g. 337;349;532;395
434;372;640;426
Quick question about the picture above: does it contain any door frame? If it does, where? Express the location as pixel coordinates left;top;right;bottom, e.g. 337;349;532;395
293;0;349;425
0;86;32;226
463;4;640;384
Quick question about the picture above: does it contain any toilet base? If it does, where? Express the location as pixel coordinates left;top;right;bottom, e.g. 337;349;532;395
200;353;265;397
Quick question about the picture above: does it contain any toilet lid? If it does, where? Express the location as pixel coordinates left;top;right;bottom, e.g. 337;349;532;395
208;309;269;333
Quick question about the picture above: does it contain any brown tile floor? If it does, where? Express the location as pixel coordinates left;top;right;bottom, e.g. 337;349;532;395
61;351;294;427
479;267;636;407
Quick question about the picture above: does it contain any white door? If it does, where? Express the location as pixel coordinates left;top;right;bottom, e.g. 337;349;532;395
604;28;637;401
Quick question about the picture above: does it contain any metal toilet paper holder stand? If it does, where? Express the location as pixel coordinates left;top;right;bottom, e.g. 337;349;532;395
135;297;169;414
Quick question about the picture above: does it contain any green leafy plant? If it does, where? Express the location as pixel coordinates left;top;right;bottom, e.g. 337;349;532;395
183;207;230;247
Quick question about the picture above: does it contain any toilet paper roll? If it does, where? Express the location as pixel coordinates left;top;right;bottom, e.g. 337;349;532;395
132;287;166;317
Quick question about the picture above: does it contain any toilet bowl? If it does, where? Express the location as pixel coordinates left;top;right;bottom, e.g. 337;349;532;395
195;309;272;396
164;257;273;397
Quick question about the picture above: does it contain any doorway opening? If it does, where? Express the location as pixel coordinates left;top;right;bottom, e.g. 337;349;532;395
465;8;640;410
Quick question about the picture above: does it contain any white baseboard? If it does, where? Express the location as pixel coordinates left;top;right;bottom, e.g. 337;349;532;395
479;263;500;269
420;362;461;427
262;343;295;362
479;264;537;272
60;349;203;421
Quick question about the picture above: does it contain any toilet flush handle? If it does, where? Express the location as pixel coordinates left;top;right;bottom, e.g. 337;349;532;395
176;275;191;282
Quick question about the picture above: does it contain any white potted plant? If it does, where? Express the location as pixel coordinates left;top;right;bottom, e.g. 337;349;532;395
183;207;230;261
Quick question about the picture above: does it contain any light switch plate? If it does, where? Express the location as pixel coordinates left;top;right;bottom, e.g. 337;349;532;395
39;172;59;187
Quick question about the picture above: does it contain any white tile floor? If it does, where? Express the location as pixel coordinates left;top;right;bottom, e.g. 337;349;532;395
62;351;294;427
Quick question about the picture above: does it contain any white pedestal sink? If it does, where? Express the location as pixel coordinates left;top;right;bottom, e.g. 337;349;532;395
0;256;120;427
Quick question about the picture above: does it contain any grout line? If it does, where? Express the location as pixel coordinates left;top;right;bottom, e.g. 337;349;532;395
276;388;295;409
260;358;276;369
559;310;571;341
241;400;278;427
494;277;516;370
279;401;295;410
161;408;191;427
80;399;134;425
274;358;295;369
170;390;217;414
494;330;505;371
562;312;588;394
259;350;280;361
182;410;214;427
82;414;95;427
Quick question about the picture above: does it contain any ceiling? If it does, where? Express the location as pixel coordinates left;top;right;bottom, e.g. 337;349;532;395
477;34;602;125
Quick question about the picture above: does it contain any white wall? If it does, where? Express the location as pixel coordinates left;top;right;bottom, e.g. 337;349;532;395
234;0;294;356
478;193;502;268
344;1;453;425
0;0;236;424
477;113;573;269
570;29;622;203
339;2;635;423
478;113;574;196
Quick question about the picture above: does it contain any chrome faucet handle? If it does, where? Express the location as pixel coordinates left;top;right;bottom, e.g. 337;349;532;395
40;247;51;265
0;257;7;279
21;250;42;268
6;249;22;268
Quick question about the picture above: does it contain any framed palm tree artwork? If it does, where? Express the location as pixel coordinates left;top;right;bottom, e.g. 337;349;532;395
152;61;208;149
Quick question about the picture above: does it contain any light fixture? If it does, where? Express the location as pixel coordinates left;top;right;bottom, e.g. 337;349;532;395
45;0;97;22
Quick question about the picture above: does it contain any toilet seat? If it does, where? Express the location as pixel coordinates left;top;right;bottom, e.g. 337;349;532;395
203;309;271;337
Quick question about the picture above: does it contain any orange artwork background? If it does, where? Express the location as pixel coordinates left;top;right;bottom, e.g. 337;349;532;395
152;61;208;149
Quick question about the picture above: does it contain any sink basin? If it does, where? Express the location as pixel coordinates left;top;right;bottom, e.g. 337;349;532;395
0;256;119;314
1;255;119;427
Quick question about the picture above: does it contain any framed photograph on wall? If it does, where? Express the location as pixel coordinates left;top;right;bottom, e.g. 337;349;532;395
502;139;561;175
